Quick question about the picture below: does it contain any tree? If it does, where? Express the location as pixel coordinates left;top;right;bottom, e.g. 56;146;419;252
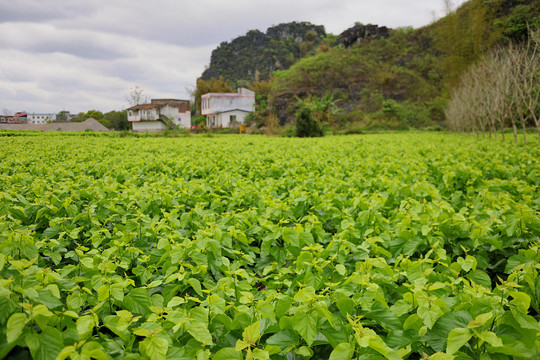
56;111;68;122
310;92;340;125
249;80;272;128
83;110;104;121
193;76;233;114
510;29;540;145
446;27;540;144
103;110;129;131
295;99;323;137
126;85;148;106
293;92;340;127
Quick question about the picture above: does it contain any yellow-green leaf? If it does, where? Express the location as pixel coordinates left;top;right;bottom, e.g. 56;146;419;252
243;321;261;344
76;315;95;339
7;313;27;343
329;342;352;360
447;328;472;354
477;330;503;347
187;321;212;344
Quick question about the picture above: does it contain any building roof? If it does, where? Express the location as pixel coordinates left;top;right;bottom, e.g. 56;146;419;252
0;118;110;132
127;99;190;112
201;92;255;99
201;88;255;99
126;104;161;111
210;109;251;115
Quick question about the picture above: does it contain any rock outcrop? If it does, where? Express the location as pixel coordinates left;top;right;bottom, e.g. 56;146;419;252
201;22;326;84
338;24;390;48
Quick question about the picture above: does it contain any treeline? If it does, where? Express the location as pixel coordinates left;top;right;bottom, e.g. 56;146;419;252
73;110;129;131
446;29;540;144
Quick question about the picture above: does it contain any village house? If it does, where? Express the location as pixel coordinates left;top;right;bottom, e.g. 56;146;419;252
127;99;191;132
0;111;76;124
201;88;255;128
0;112;30;124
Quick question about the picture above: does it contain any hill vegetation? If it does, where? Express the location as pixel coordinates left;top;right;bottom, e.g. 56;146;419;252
197;0;540;133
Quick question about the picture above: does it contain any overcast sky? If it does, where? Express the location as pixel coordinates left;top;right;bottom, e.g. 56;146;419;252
0;0;466;114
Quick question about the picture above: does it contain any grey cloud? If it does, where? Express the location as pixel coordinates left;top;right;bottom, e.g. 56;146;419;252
50;0;332;47
33;40;126;61
0;24;127;60
0;0;93;23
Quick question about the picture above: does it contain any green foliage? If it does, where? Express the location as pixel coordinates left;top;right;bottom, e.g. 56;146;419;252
495;3;540;42
75;110;128;131
271;29;443;128
82;110;104;121
192;115;206;128
295;100;323;137
375;99;432;129
0;133;539;359
103;110;128;131
56;111;68;122
433;0;495;86
194;76;234;114
249;80;272;128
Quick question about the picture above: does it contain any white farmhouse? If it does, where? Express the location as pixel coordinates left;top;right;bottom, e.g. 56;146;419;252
201;88;255;128
127;99;191;132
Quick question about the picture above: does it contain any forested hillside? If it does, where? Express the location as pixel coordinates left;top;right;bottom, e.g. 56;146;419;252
198;0;540;130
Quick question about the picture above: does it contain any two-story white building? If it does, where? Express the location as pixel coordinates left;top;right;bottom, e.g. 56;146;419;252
127;99;191;132
27;113;56;124
201;88;255;128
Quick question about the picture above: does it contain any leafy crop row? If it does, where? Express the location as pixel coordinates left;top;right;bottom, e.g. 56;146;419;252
0;134;538;359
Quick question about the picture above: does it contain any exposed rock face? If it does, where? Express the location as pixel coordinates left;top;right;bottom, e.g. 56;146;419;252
266;22;324;42
201;22;326;84
271;91;307;126
338;24;390;48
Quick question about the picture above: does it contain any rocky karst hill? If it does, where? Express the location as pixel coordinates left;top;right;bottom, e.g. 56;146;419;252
200;22;326;85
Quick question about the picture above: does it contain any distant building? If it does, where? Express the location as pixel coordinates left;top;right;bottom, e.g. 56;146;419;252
201;88;255;128
0;115;15;123
27;113;56;124
127;99;191;132
2;112;29;124
1;111;77;124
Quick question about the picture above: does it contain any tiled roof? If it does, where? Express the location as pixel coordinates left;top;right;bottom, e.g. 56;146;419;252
126;104;161;111
0;118;109;132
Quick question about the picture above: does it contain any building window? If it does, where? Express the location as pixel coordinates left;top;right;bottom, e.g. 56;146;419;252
230;115;236;123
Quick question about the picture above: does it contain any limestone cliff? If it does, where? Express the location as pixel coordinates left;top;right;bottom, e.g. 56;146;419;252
201;22;326;84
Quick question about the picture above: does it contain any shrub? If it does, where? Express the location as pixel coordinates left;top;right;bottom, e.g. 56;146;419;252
295;105;323;137
376;99;431;129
